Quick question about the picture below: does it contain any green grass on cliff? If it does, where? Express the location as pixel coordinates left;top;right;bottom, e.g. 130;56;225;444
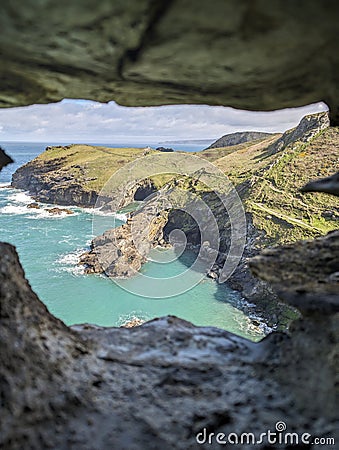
35;126;338;248
37;144;154;191
202;127;339;246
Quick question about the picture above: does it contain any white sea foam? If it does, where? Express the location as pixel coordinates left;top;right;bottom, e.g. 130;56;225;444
0;204;30;215
114;213;128;221
55;248;86;276
7;191;33;204
117;312;149;327
82;207;127;221
0;188;79;219
0;182;11;188
27;209;79;220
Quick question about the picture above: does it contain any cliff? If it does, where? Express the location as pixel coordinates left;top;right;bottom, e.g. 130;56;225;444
11;144;153;206
80;113;338;313
206;131;274;149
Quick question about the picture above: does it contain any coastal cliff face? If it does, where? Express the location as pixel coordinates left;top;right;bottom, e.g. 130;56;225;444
11;112;337;327
11;144;151;207
79;113;338;319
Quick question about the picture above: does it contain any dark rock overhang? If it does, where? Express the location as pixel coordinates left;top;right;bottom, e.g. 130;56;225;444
0;1;338;124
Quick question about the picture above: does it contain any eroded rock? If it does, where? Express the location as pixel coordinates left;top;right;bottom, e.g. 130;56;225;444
249;230;339;315
0;243;338;449
0;2;339;124
47;207;74;215
80;206;168;277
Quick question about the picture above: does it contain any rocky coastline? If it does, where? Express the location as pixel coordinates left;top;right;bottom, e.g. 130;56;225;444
10;112;339;330
1;4;339;446
78;112;337;327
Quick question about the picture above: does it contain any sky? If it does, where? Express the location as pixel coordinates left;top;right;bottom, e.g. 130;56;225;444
0;99;328;144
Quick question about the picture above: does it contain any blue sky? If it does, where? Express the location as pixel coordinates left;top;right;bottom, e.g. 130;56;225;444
0;99;328;143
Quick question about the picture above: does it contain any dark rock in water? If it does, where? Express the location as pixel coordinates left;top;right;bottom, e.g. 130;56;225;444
80;205;168;278
0;242;338;449
156;146;174;152
249;231;339;315
27;202;40;209
79;224;147;277
46;207;73;215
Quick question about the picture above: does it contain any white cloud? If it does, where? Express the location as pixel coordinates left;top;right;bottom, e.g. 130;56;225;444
0;99;328;144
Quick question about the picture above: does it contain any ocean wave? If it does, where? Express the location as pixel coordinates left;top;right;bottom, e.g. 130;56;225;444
0;182;12;188
81;207;127;221
0;204;30;215
0;189;80;219
0;203;79;219
114;212;128;221
28;209;79;220
7;191;33;204
117;312;149;328
55;248;86;276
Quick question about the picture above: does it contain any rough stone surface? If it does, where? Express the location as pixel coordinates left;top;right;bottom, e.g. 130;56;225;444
249;230;339;315
0;1;339;123
0;243;338;449
265;111;330;155
80;203;168;278
11;144;157;208
1;5;339;447
11;152;99;207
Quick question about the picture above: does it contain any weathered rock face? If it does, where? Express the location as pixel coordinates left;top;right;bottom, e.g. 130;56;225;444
206;131;273;149
0;1;339;124
11;144;158;208
249;230;339;315
80;203;169;278
0;243;93;449
265;111;330;155
11;155;99;207
1;5;339;447
0;242;338;449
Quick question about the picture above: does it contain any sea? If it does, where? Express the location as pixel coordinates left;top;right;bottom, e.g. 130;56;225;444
0;141;269;341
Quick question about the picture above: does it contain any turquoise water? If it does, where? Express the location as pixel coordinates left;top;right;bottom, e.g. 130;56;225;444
0;142;267;340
